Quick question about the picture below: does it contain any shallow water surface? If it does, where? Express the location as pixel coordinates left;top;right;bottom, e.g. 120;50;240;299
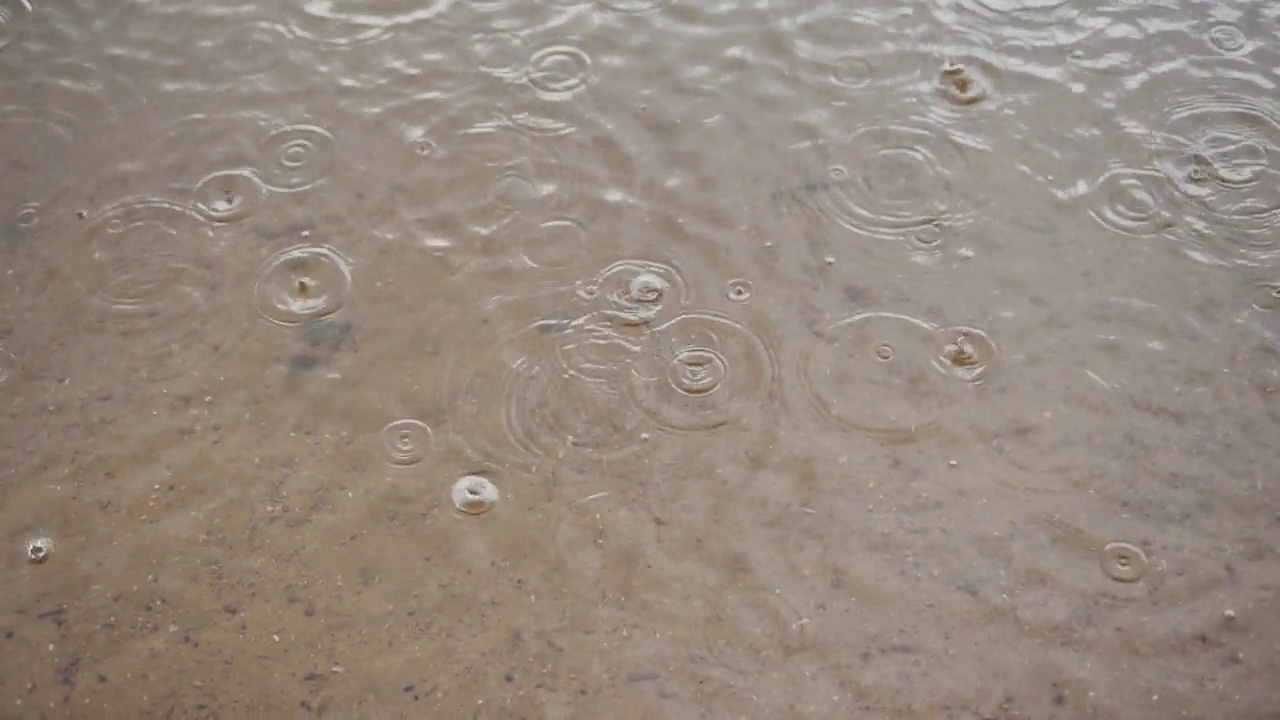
1;0;1279;717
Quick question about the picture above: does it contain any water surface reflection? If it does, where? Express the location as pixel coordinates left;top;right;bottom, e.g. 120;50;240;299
0;0;1277;716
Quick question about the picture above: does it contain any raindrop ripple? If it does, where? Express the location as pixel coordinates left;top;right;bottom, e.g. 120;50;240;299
629;311;777;433
381;419;434;467
254;244;353;326
796;312;993;441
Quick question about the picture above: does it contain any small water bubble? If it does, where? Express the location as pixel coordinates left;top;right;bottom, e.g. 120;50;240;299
254;244;353;326
381;419;433;466
874;343;894;361
25;536;53;565
725;279;752;303
451;475;499;515
1100;541;1149;583
629;272;668;303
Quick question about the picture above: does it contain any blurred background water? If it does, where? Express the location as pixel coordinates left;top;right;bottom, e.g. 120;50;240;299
1;0;1278;717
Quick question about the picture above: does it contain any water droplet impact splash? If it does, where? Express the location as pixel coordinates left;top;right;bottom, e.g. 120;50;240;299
1116;84;1280;267
193;169;264;223
25;536;53;564
583;260;687;327
452;475;499;515
254;244;353;326
937;59;994;106
725;279;753;303
381;419;434;467
1100;541;1149;583
934;326;997;383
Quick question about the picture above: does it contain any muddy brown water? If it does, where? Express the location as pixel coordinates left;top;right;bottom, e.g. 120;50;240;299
1;1;1279;718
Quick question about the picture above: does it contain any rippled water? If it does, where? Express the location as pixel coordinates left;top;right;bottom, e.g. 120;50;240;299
1;0;1278;716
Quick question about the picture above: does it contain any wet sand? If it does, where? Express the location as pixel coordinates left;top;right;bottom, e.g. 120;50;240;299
1;0;1278;717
